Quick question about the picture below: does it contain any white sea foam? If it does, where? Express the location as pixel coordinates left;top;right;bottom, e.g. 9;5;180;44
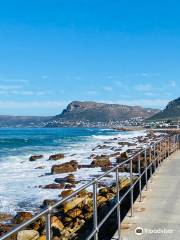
0;129;147;214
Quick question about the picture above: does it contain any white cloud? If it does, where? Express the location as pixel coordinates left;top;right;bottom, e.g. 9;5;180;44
0;85;23;90
169;80;176;87
86;90;98;95
41;75;48;79
0;101;69;109
103;86;113;92
1;79;29;83
134;84;153;92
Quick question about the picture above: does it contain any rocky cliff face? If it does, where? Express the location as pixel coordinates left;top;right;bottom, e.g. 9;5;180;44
46;101;159;127
149;97;180;120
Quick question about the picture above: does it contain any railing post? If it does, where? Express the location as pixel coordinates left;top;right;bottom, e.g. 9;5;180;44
144;149;148;190
116;168;121;239
46;212;51;240
93;180;98;240
130;158;134;217
138;154;142;202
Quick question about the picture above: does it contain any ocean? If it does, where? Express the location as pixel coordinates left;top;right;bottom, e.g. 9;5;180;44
0;128;145;214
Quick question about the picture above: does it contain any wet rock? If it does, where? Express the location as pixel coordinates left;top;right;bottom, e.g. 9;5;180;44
60;189;74;198
0;213;13;222
29;155;43;162
66;208;82;218
41;183;64;189
63;197;87;213
37;236;46;240
54;174;76;184
35;166;45;169
51;161;78;174
12;212;33;224
0;223;13;237
91;155;111;168
78;164;94;168
49;153;64;161
17;230;39;240
116;152;129;163
41;199;57;208
51;216;64;231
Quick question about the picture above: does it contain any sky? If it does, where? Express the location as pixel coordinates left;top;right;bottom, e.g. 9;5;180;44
0;0;180;116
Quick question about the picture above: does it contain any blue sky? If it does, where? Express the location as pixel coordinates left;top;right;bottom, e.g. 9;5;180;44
0;0;180;115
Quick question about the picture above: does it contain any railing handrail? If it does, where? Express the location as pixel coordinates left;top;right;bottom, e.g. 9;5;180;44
1;134;179;240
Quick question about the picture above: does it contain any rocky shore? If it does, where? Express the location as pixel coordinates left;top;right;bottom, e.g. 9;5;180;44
0;130;174;240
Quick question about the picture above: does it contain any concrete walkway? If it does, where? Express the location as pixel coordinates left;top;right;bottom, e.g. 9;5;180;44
112;150;180;240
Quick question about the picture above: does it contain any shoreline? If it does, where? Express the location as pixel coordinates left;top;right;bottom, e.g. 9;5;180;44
0;128;171;239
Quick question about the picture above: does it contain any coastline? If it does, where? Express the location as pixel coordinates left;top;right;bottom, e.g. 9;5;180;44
0;128;169;239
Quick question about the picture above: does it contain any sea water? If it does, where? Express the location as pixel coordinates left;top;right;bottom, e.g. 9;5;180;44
0;128;145;214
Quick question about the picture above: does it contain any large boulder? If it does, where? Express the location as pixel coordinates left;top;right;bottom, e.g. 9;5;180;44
29;155;43;161
12;212;33;224
91;155;111;168
17;230;39;240
49;153;64;160
116;152;129;163
51;161;78;174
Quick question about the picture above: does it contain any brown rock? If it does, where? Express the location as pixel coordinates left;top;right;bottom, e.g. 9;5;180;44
60;189;74;198
38;236;46;240
51;216;64;231
116;152;129;163
51;160;78;174
0;213;13;222
29;155;43;161
49;153;64;160
17;230;39;240
63;197;87;213
12;212;33;224
66;208;82;218
91;155;111;168
41;199;57;208
41;183;64;189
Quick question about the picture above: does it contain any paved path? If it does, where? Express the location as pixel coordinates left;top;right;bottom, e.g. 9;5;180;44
112;150;180;240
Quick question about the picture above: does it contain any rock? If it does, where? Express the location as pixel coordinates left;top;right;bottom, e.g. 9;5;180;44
37;236;46;240
29;155;43;161
0;223;13;237
49;153;64;160
66;208;82;218
60;189;74;198
63;197;87;213
41;199;57;208
0;213;13;222
116;152;129;163
91;155;111;167
35;166;45;169
17;230;39;240
41;183;64;189
55;174;76;184
51;216;64;231
97;196;107;206
12;212;33;224
51;161;78;174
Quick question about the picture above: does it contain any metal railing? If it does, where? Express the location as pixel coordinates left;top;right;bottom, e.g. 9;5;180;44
1;134;179;240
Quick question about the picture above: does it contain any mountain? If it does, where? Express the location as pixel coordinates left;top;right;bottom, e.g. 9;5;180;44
0;115;51;128
148;97;180;121
46;101;159;127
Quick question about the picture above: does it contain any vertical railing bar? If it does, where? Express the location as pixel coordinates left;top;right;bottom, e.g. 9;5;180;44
93;180;98;240
46;212;51;240
130;158;133;217
144;148;148;190
138;154;142;202
116;168;121;239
